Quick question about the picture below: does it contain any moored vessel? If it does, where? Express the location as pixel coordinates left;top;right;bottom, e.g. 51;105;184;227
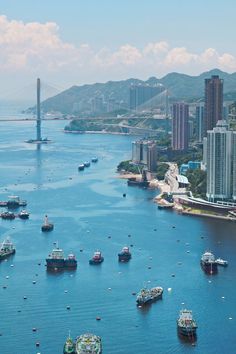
118;246;131;262
1;211;15;219
63;333;75;354
200;251;218;274
41;215;54;232
78;164;85;171
75;333;102;354
46;246;65;270
18;210;30;219
6;195;27;208
0;238;16;260
65;254;77;269
215;258;228;267
84;161;90;168
177;309;197;337
91;157;98;163
89;251;104;265
136;286;163;305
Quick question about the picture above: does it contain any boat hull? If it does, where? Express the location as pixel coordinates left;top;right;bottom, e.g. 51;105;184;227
0;249;16;261
177;325;197;337
64;260;77;268
200;260;218;274
118;253;131;262
89;258;104;265
136;291;163;306
42;224;54;232
46;259;65;269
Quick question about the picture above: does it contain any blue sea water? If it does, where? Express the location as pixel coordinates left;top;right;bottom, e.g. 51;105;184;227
0;109;236;354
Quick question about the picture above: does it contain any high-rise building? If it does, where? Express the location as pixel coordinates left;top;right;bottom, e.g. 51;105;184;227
172;103;189;151
196;104;204;143
132;140;157;172
129;84;164;111
232;132;236;201
147;143;157;172
206;120;232;201
204;75;223;136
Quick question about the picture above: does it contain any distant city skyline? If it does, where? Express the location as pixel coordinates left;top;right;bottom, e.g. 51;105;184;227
1;1;236;98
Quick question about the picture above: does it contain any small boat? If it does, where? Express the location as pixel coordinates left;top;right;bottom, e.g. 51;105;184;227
84;161;90;167
91;157;98;163
76;333;102;354
215;258;228;267
89;251;104;265
200;251;218;274
177;309;197;337
18;210;30;219
1;211;15;220
63;333;75;354
64;254;77;269
78;164;85;171
136;286;163;305
41;215;54;232
0;238;16;260
118;246;131;262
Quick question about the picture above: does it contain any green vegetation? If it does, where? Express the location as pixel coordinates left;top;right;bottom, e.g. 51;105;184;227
117;160;141;174
156;163;169;180
186;169;206;199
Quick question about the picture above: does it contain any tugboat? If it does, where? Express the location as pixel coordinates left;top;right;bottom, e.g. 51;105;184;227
64;253;77;269
41;215;54;232
91;157;98;163
136;286;163;306
200;251;218;274
18;210;30;219
177;309;197;337
78;164;85;171
89;251;104;265
75;333;102;354
215;258;228;267
63;333;75;354
1;211;15;220
0;238;16;260
84;161;90;168
46;245;65;270
118;246;132;262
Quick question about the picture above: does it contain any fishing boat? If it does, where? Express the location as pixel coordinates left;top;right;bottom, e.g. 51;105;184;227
118;246;132;262
136;286;163;305
18;210;30;219
177;309;197;337
78;164;85;171
0;238;16;260
63;333;75;354
84;161;90;168
75;333;102;354
200;251;218;274
41;215;54;232
91;157;98;163
215;258;228;267
89;251;104;265
1;211;15;220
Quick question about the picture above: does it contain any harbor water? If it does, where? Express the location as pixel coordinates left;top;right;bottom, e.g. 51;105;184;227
0;106;236;354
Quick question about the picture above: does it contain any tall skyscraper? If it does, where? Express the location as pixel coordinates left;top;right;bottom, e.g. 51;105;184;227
206;120;232;201
232;132;236;201
196;104;204;143
172;103;189;151
132;140;157;172
204;75;223;136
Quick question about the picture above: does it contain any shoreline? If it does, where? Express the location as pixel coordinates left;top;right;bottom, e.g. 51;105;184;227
64;130;131;136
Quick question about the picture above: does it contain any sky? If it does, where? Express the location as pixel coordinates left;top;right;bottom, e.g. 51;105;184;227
0;0;236;99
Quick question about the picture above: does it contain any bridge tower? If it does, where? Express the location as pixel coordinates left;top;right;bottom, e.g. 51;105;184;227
36;78;41;141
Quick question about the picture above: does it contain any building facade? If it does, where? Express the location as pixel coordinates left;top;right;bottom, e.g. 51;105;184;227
132;140;157;172
206;121;232;201
196;104;204;143
172;103;189;151
204;75;223;136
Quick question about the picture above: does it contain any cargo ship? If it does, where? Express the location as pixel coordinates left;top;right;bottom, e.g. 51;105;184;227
41;215;54;232
0;238;16;260
46;246;77;270
136;286;163;305
89;251;104;265
75;333;102;354
177;309;197;337
200;251;218;274
118;246;132;262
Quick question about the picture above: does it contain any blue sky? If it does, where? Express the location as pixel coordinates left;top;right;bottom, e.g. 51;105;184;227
0;0;235;96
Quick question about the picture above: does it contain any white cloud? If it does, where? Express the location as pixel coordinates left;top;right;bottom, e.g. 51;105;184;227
0;14;236;92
